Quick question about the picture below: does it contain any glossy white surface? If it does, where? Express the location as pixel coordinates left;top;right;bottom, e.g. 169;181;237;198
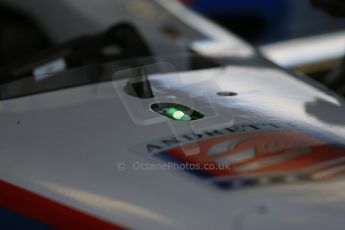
260;31;345;68
1;66;345;229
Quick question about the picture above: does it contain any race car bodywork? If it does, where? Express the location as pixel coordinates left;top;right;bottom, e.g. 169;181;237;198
0;0;345;230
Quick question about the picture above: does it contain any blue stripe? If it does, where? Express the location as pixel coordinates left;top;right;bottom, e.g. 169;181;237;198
0;207;54;230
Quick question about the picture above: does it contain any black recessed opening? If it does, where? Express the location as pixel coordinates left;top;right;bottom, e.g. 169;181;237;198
217;91;237;96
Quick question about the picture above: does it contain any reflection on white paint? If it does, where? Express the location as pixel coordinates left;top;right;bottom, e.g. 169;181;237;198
260;31;345;68
36;180;174;226
285;180;345;204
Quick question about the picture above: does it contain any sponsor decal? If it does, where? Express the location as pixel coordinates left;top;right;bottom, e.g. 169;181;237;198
136;123;345;189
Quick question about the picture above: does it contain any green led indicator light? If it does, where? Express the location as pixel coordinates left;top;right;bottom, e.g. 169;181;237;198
173;111;184;120
151;103;204;122
167;107;177;116
166;107;191;121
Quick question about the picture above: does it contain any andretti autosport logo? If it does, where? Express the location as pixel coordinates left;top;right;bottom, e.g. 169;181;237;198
141;123;345;189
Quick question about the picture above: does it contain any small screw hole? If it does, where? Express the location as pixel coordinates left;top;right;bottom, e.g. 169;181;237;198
217;92;237;96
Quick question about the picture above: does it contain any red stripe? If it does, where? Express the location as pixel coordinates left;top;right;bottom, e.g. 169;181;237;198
178;0;193;5
0;179;127;230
